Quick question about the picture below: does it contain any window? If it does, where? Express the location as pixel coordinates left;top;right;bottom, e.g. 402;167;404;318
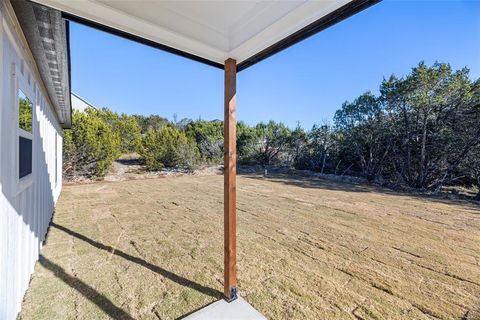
18;89;33;179
55;133;58;186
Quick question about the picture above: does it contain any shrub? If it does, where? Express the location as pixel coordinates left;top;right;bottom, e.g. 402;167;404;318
237;121;258;164
115;114;142;153
98;109;142;154
63;108;120;179
186;120;223;162
254;121;292;165
139;126;199;171
133;114;169;134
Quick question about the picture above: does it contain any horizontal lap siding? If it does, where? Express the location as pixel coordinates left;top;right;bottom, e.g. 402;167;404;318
0;6;63;320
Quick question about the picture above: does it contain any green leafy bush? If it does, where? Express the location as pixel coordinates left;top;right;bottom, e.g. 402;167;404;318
237;121;259;164
60;61;479;195
254;120;292;165
98;109;142;154
186;120;223;162
63;108;120;179
139;126;199;171
133;114;169;134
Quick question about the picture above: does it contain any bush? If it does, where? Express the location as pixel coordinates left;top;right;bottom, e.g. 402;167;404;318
139;126;199;171
133;114;169;134
186;120;223;162
98;109;142;154
237;121;259;164
254;121;292;165
115;114;142;153
63;108;120;179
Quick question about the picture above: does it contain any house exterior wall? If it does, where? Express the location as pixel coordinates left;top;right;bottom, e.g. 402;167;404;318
71;92;96;112
0;5;63;319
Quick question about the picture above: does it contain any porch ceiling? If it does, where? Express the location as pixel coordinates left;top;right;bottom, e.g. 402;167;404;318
31;0;379;70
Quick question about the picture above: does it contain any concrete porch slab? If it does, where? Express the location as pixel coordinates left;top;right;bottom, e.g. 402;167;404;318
182;296;266;320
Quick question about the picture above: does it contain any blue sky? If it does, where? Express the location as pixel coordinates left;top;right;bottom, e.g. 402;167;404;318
70;0;480;129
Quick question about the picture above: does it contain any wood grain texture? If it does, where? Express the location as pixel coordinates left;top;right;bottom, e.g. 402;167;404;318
224;58;237;299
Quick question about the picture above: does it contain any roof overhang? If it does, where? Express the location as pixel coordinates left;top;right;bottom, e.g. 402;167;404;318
12;0;72;127
31;0;380;71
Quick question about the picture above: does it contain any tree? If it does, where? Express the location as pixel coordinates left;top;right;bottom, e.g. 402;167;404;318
186;120;223;162
60;61;480;194
236;121;258;163
456;144;480;200
469;156;480;201
19;97;32;132
117;115;142;153
296;124;335;173
63;108;120;179
175;117;193;131
254;121;292;166
139;126;199;171
382;62;480;190
133;114;169;134
288;124;308;167
334;92;392;181
96;109;142;154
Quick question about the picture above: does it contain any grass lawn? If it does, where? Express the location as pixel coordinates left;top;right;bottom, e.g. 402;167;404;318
20;174;480;319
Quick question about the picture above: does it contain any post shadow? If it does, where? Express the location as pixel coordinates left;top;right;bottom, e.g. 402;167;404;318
241;172;480;208
39;255;134;320
50;222;223;299
175;300;217;320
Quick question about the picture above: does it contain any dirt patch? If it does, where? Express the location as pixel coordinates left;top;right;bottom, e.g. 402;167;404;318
62;154;225;185
103;154;224;182
20;174;480;319
67;155;480;203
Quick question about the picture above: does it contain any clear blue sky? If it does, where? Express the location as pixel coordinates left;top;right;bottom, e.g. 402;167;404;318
70;0;480;130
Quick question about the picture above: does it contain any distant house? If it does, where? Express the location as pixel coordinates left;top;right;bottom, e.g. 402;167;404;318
0;1;71;318
71;92;97;112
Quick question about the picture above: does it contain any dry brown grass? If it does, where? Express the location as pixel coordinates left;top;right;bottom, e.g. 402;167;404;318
20;174;480;319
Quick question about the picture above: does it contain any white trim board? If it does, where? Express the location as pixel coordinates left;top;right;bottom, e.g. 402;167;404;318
32;0;352;64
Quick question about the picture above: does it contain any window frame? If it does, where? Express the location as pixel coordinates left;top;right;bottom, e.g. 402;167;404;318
15;63;35;193
55;132;58;187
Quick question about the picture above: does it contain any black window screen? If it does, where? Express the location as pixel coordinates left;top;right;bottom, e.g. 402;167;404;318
55;134;58;185
19;136;32;178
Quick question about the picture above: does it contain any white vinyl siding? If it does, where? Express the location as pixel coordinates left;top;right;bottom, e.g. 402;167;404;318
0;6;63;320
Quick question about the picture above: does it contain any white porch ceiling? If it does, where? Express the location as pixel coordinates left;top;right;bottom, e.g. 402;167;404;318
31;0;374;68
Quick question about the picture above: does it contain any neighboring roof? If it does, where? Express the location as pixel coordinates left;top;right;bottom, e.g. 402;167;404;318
31;0;380;71
11;0;72;128
71;92;97;112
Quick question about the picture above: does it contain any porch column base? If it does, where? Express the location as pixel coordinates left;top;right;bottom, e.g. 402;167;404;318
182;296;266;320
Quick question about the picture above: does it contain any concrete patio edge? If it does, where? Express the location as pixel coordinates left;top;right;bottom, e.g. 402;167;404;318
182;296;266;320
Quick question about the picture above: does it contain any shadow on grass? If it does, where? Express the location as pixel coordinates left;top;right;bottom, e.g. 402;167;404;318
242;173;369;192
241;172;480;209
50;222;223;300
39;255;134;320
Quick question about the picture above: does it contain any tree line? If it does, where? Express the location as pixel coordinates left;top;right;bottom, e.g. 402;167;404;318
63;62;480;199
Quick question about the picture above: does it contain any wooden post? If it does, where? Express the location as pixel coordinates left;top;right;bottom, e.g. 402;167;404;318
224;58;237;301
